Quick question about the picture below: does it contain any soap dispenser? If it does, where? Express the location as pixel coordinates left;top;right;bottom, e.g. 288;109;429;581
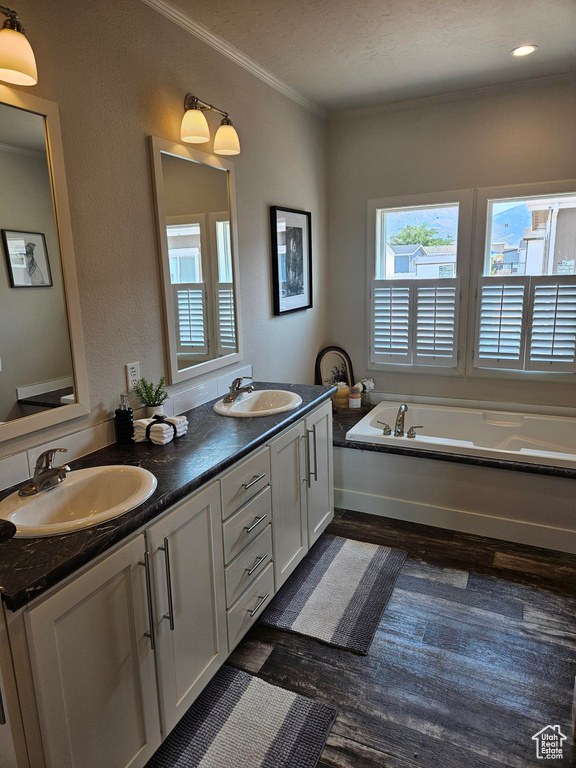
115;394;134;444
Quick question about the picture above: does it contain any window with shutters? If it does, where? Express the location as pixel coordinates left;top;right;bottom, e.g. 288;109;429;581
473;191;576;373
369;196;466;370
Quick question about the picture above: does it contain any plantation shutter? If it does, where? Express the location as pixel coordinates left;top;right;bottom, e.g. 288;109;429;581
527;277;576;371
371;280;411;363
414;279;459;366
216;282;237;355
475;277;528;369
174;283;208;354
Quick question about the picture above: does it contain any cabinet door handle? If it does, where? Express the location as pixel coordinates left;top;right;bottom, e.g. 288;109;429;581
138;551;155;650
307;424;318;483
0;686;6;726
158;537;175;631
244;514;267;533
248;593;270;617
246;553;268;576
242;473;266;490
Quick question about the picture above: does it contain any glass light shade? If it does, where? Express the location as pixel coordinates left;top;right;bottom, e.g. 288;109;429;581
214;123;241;156
180;107;210;143
0;27;37;86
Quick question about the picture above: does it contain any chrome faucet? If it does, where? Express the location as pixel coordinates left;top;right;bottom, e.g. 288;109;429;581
223;376;254;404
19;449;70;497
394;404;408;437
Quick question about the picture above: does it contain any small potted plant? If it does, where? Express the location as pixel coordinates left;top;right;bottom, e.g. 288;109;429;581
133;377;169;417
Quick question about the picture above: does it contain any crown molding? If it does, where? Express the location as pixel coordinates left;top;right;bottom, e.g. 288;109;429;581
330;70;576;120
140;0;325;118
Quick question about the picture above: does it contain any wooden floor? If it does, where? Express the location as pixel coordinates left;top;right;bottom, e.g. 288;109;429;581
229;509;576;767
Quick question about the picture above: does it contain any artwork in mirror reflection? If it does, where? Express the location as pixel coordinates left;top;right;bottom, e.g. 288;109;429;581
160;152;238;373
0;103;75;423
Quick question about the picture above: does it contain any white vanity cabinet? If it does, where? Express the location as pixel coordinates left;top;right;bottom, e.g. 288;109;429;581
269;420;309;588
24;535;162;768
304;401;334;546
146;483;227;737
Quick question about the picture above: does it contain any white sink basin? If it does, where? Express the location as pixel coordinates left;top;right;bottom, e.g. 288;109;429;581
214;389;302;418
0;465;157;538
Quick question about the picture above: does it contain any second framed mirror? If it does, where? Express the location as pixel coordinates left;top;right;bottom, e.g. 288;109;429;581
150;137;242;384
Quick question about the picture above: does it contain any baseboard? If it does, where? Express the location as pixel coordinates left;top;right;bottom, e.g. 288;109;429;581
335;488;576;555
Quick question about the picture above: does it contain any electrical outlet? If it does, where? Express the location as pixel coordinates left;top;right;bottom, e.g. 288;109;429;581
125;362;140;391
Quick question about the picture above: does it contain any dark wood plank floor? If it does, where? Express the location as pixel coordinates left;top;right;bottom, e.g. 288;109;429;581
229;509;576;767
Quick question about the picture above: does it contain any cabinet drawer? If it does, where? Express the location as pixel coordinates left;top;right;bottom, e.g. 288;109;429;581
225;525;272;607
222;486;271;564
227;563;274;651
221;448;271;521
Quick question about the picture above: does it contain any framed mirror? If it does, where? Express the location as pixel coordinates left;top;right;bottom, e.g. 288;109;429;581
150;137;242;384
0;87;89;442
314;346;355;387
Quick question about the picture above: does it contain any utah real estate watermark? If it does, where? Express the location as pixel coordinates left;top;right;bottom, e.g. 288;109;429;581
532;725;567;760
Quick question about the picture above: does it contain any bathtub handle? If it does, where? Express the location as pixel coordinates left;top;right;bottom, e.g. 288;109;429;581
407;426;424;439
377;420;392;436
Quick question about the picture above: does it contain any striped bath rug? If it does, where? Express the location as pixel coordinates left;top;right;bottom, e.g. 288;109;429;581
145;665;336;768
260;534;407;655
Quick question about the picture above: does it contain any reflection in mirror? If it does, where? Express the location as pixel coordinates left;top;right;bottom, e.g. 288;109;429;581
152;138;241;384
0;102;75;424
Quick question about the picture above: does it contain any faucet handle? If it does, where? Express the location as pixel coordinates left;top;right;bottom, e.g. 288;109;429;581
231;376;253;390
406;426;424;439
377;420;392;436
35;448;68;473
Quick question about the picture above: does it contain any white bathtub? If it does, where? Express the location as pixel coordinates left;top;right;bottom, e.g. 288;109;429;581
346;401;576;470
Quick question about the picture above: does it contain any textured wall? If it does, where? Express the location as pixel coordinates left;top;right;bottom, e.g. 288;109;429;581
327;75;576;406
0;0;328;457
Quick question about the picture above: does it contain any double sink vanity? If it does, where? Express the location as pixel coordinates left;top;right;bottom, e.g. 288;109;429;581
0;382;335;768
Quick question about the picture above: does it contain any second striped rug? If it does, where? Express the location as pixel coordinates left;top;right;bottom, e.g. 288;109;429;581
260;534;406;655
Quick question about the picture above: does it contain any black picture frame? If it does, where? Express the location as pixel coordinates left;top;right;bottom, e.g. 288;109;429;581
270;206;312;315
314;346;355;387
2;230;53;288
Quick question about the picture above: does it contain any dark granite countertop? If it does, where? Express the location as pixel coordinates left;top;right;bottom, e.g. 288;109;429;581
333;408;576;481
18;387;74;409
0;382;334;611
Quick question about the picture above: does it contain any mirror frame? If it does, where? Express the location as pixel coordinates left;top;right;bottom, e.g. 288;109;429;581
0;86;89;442
150;136;243;384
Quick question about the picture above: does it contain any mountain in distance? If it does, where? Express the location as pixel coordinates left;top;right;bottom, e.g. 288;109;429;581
386;203;532;250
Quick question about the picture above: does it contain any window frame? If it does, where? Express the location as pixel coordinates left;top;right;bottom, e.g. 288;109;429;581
366;189;474;376
467;180;576;381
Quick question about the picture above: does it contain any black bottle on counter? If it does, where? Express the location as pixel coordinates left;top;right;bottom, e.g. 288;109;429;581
115;394;134;444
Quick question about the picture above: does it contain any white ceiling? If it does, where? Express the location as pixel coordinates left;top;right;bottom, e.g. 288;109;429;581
0;103;47;154
170;0;576;111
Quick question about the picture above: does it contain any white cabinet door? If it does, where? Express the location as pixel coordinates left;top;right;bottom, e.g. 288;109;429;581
269;421;308;588
305;401;334;546
25;535;161;768
147;483;227;736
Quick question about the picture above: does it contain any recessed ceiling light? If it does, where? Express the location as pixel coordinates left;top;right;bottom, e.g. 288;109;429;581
511;44;538;57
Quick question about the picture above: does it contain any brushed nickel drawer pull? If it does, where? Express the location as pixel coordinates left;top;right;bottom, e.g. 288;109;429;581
242;473;266;490
246;553;268;576
138;552;155;650
248;593;270;617
158;537;175;631
244;514;267;533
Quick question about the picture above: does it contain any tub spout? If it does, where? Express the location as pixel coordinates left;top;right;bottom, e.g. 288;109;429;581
394;404;408;437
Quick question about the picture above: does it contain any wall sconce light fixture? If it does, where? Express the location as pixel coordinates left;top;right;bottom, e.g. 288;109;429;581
0;5;37;85
181;94;240;156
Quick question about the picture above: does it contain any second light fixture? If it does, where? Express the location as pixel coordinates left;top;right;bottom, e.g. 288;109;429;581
180;94;240;156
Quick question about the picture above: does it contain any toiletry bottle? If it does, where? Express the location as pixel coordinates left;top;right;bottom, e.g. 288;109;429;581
115;394;134;444
349;386;361;409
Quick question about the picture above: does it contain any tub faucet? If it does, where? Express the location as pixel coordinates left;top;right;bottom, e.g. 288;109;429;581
19;449;70;497
394;404;408;437
223;376;254;404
